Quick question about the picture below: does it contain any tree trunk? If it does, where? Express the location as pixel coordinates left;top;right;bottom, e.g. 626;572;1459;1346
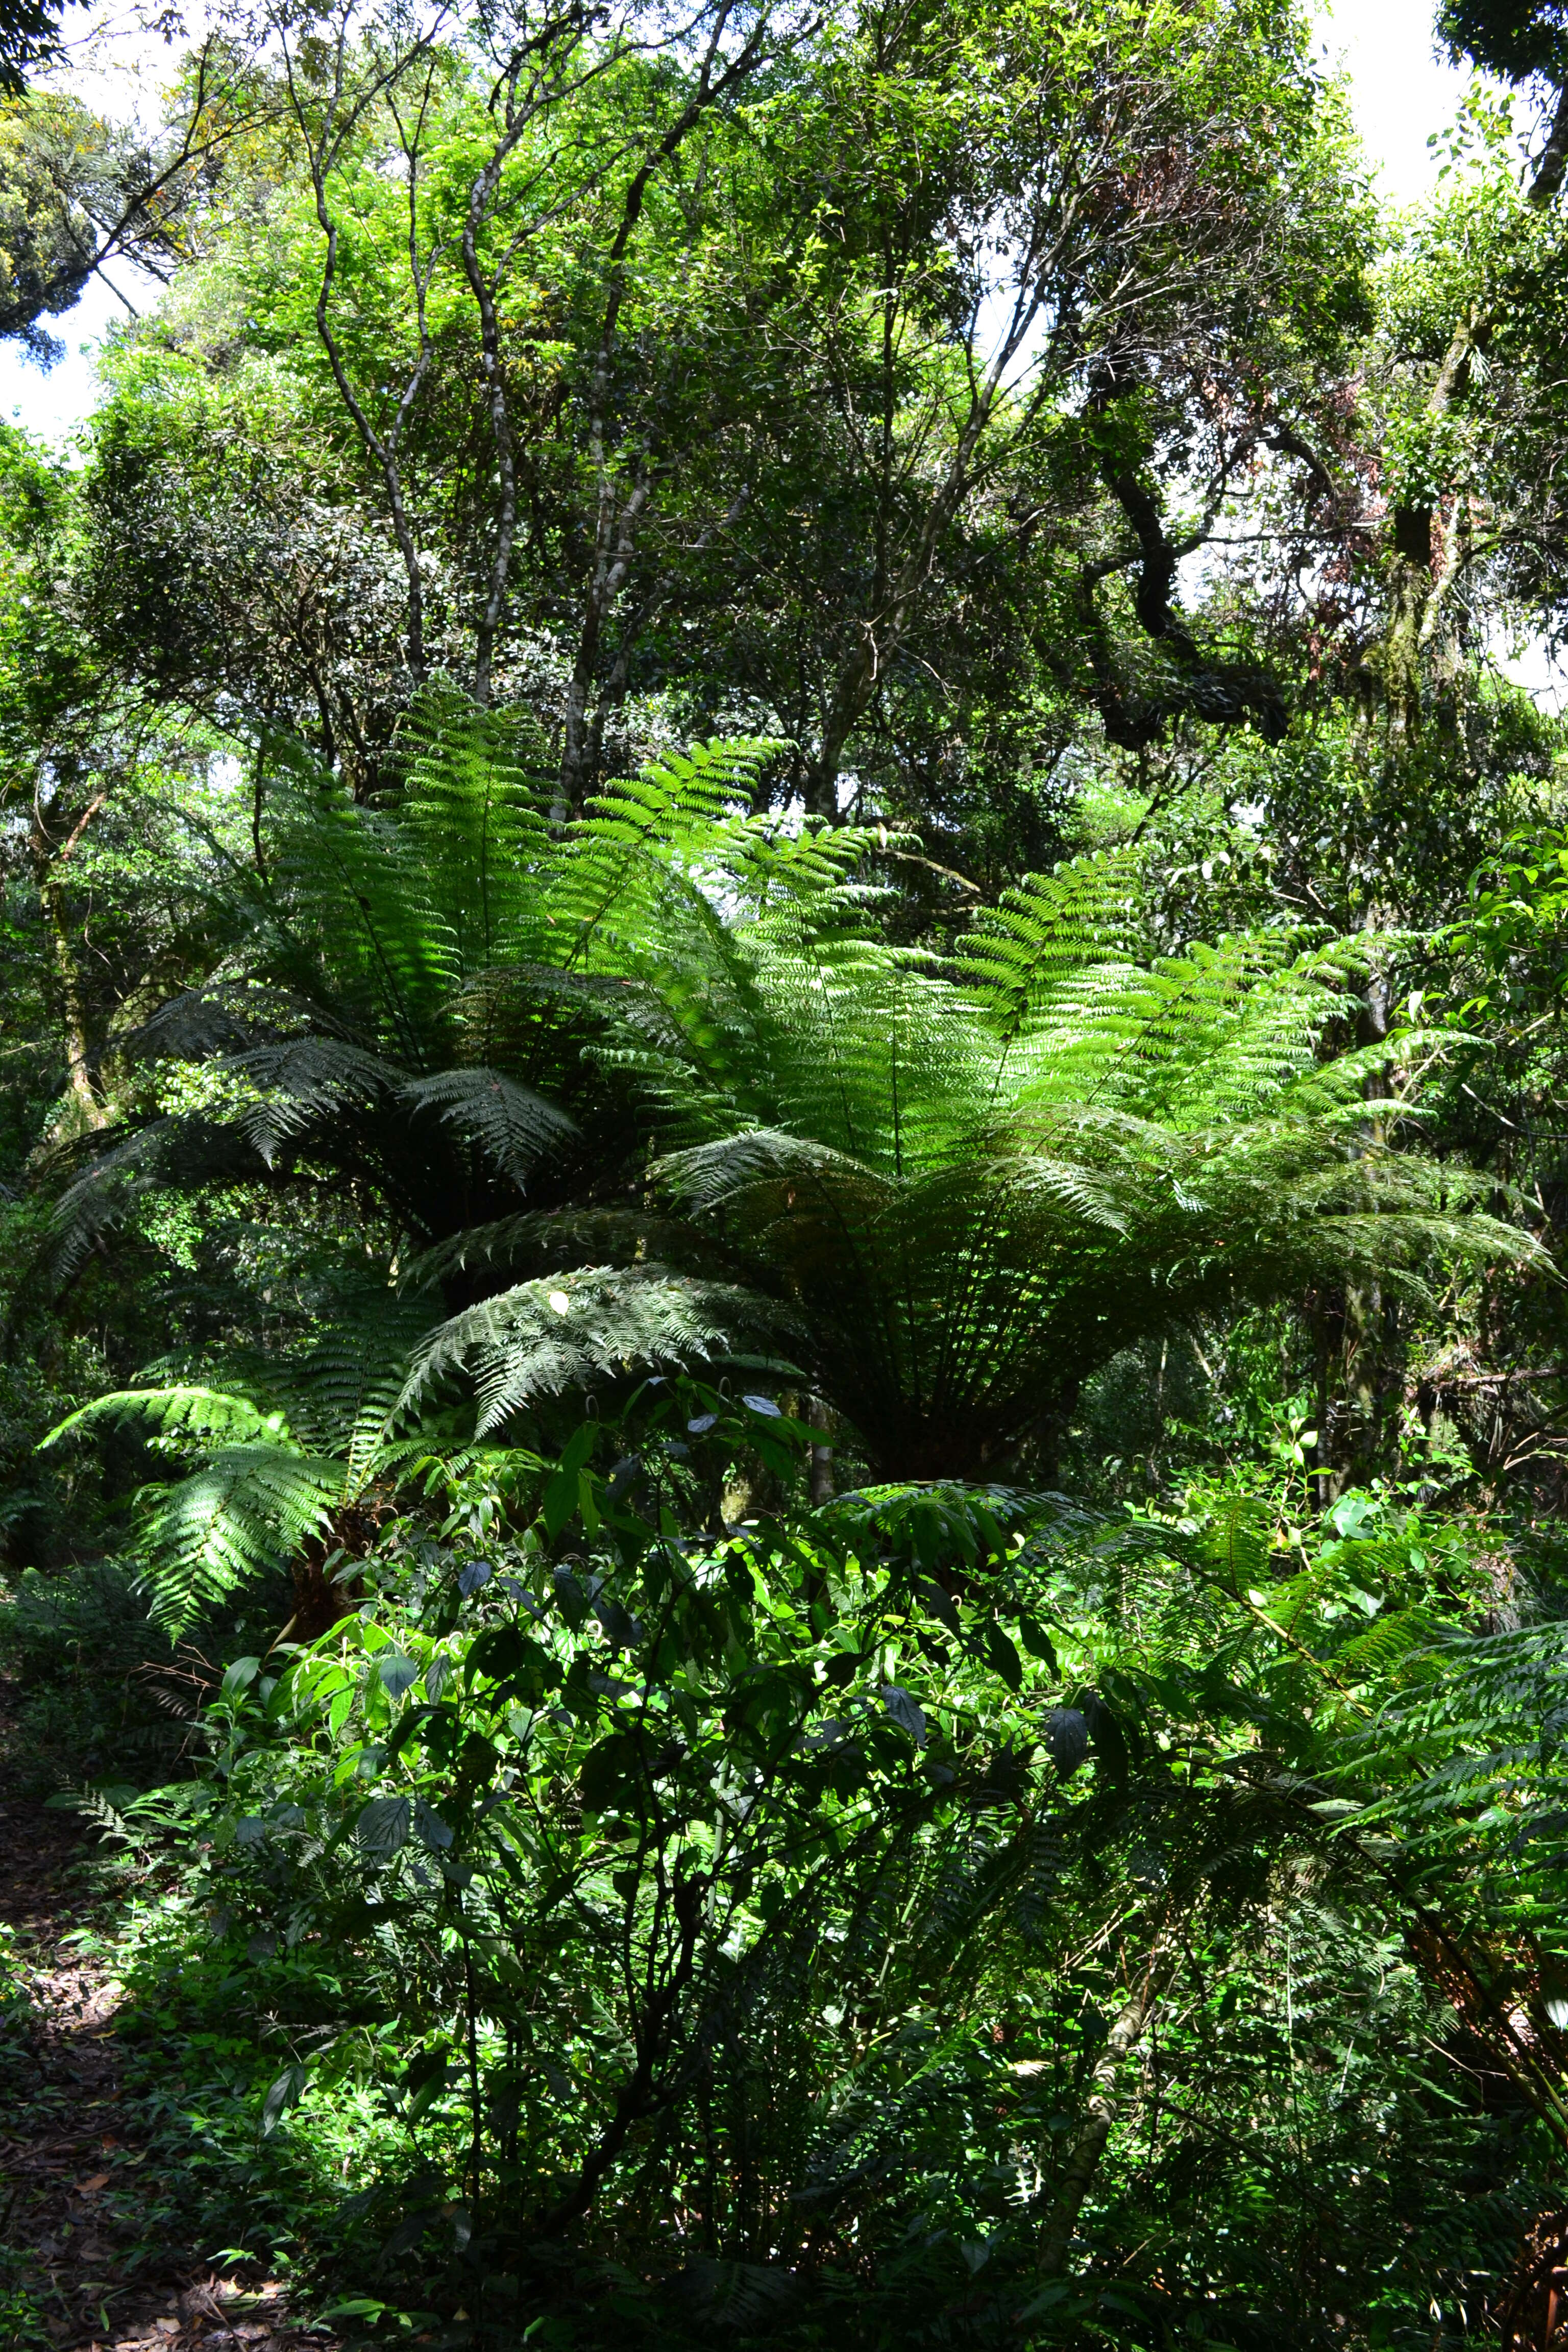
1337;963;1393;1489
807;1399;835;1506
1036;1970;1158;2277
31;786;109;1131
1372;76;1568;726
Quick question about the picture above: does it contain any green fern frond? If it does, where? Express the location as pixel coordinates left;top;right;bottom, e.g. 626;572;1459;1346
959;852;1142;1051
43;1300;440;1631
549;738;785;967
255;1292;432;1466
134;1445;344;1632
1335;1607;1436;1686
407;1207;741;1291
654;1129;898;1223
394;690;553;977
401;1264;792;1434
227;1039;405;1163
44;1386;282;1453
397;1066;579;1182
1199;1500;1277;1599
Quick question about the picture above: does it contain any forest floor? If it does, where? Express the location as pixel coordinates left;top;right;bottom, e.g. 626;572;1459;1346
0;1671;335;2352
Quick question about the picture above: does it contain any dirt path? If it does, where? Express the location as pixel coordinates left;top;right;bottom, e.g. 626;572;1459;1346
0;1684;331;2352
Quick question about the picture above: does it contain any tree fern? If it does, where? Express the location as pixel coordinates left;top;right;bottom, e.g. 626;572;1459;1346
44;699;1541;1483
46;716;791;1280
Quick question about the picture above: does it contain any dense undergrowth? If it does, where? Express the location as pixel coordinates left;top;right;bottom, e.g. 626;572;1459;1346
6;1361;1567;2349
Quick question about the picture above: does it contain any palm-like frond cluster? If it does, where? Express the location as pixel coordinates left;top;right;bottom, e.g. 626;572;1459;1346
44;694;1537;1618
51;708;792;1273
508;829;1525;1479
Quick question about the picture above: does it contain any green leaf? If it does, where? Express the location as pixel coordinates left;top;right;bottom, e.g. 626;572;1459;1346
542;1465;579;1539
983;1623;1023;1691
260;2062;309;2135
559;1423;597;1477
879;1683;927;1745
413;1797;454;1852
467;1624;524;1684
357;1795;411;1855
1083;1693;1129;1785
1017;1611;1058;1671
377;1653;419;1700
553;1567;589;1632
385;1702;434;1761
580;1732;644;1816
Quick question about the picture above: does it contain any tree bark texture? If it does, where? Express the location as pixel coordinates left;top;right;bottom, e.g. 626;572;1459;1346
31;787;109;1131
1036;1969;1158;2278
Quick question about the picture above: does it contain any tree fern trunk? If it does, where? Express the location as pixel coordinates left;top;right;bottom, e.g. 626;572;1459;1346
31;780;108;1132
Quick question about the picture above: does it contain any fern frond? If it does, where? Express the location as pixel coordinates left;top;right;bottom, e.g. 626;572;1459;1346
397;1066;578;1182
134;1446;343;1633
1335;1606;1436;1687
46;1115;264;1284
228;1287;430;1473
654;1129;898;1223
1199;1499;1276;1598
401;1264;792;1434
406;1207;742;1291
226;1038;405;1162
394;689;553;976
548;739;785;967
960;853;1140;1034
44;1386;282;1452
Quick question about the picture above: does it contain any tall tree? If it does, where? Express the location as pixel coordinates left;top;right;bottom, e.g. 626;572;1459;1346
1364;5;1568;724
70;0;1372;829
0;0;64;95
